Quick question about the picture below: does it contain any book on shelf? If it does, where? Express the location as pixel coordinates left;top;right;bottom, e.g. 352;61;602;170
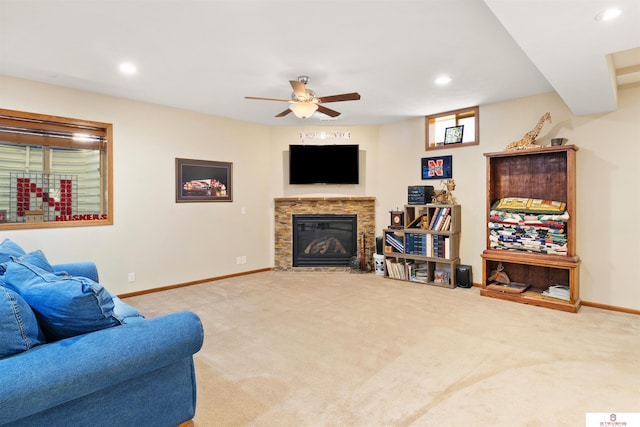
441;214;451;231
444;236;450;259
385;233;404;253
429;235;449;258
405;260;415;281
429;207;440;230
432;235;439;257
435;207;450;231
385;259;416;280
541;284;570;301
385;259;399;279
409;233;427;256
413;263;428;283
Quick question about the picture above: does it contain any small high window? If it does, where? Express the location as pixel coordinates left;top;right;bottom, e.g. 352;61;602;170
425;106;479;151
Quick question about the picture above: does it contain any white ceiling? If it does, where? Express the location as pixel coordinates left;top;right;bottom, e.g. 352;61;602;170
0;0;638;126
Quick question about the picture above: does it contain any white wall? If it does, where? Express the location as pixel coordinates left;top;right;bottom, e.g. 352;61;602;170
0;75;273;294
1;74;638;311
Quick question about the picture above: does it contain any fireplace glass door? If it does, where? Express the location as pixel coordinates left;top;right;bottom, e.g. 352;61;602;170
292;214;357;267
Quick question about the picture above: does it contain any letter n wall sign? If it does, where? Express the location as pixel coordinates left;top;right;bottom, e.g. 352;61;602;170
421;155;453;180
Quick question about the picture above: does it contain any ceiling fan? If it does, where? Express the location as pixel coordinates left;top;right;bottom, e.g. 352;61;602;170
245;76;361;119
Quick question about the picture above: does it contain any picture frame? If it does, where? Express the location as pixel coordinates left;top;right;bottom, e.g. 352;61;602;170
444;125;464;144
421;155;453;180
175;158;233;202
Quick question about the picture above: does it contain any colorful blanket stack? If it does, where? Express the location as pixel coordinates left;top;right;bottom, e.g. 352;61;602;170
488;198;569;255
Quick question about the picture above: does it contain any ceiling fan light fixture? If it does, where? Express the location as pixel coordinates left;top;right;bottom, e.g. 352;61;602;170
290;102;318;118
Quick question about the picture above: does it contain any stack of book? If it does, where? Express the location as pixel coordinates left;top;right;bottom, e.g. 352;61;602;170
385;233;404;253
542;284;570;301
413;267;428;283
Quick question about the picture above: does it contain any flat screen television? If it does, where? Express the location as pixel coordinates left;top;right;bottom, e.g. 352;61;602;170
289;144;359;184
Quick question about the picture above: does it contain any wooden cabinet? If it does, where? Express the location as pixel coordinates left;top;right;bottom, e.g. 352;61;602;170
480;145;581;312
383;204;460;288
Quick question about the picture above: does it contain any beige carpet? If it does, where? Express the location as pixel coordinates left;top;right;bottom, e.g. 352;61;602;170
124;271;640;426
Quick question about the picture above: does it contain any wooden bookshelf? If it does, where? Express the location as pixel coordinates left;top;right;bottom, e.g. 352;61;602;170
480;145;581;312
383;204;460;288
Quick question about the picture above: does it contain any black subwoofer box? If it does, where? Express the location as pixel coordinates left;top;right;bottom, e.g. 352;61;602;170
456;265;473;288
408;185;434;205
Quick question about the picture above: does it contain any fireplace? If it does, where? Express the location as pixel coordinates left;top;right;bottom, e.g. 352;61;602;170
292;214;357;267
273;197;375;271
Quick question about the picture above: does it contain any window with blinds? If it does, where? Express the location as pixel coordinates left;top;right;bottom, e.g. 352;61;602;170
0;108;112;229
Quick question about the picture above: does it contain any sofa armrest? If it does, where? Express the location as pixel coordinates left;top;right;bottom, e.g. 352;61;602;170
52;261;99;282
0;311;204;425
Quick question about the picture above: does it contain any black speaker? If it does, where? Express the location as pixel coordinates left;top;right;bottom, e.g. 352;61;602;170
408;185;434;205
456;265;472;288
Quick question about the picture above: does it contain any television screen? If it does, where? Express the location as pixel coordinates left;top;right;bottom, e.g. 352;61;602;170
289;144;359;184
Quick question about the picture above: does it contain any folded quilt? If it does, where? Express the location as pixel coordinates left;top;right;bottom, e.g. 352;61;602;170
491;197;566;214
488;209;569;255
489;210;569;226
488;222;565;234
489;233;568;255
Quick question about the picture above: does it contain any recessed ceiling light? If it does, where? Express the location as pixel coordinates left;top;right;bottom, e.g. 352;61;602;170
595;8;622;21
434;75;452;86
119;62;137;75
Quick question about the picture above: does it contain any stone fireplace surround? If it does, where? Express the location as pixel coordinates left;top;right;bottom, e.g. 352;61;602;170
274;197;375;271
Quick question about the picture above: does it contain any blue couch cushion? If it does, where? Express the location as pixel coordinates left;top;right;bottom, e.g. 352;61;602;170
0;286;46;359
15;250;55;273
2;259;120;341
0;238;26;264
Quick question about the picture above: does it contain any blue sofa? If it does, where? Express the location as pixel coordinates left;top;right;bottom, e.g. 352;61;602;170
0;243;204;427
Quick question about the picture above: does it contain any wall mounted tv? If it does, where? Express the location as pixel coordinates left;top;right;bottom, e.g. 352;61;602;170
289;144;360;184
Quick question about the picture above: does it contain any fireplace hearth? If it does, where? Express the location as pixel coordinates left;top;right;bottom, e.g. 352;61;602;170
292;214;357;267
273;197;375;271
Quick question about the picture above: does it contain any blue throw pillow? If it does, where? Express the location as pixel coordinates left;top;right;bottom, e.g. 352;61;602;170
0;285;46;358
2;259;120;341
14;250;55;273
0;239;26;264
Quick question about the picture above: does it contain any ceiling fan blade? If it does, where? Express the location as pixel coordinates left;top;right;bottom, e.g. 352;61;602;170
317;92;361;103
317;105;341;117
289;80;306;97
245;96;291;102
275;109;292;118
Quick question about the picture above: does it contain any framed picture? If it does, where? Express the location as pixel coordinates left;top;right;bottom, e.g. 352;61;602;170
421;155;453;180
444;125;464;144
175;158;233;202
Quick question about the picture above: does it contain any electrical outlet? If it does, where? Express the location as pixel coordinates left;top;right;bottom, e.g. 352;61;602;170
241;207;247;215
127;272;135;283
241;256;247;264
236;256;242;265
